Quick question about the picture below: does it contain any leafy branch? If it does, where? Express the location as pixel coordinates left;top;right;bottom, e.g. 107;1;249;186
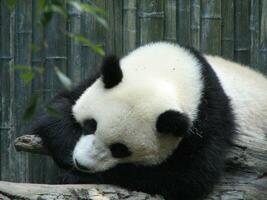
8;0;108;120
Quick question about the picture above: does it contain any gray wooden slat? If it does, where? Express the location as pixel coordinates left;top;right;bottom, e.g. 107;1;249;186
177;0;191;46
222;0;234;59
191;0;201;50
80;0;106;80
13;0;33;182
138;0;164;45
164;0;177;43
0;0;15;181
105;0;123;56
123;0;137;54
234;0;251;65
42;2;67;183
250;0;260;70
259;0;267;73
28;0;48;183
67;0;82;82
201;0;222;55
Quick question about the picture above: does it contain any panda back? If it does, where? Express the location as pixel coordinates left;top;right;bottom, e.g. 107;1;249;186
206;55;267;139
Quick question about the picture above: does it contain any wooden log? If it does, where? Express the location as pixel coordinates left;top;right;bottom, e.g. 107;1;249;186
0;181;163;200
9;132;267;199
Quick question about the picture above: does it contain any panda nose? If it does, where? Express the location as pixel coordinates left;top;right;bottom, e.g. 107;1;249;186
74;159;90;171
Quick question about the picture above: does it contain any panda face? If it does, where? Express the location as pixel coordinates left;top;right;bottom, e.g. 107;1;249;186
71;45;202;173
72;79;186;172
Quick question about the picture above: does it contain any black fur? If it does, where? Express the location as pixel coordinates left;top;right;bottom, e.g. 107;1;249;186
26;48;235;200
26;73;101;169
109;143;132;158
156;110;190;136
83;119;97;135
101;55;123;88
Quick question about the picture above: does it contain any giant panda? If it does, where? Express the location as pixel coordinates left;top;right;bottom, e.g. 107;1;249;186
27;42;267;200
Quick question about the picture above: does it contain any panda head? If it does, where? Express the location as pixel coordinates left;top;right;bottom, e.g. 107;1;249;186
72;54;192;173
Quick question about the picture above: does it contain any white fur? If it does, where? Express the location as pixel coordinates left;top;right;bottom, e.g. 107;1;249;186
72;42;267;172
72;42;203;171
206;56;267;140
73;135;118;172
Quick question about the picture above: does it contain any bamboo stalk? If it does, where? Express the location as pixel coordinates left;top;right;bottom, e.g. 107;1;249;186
67;0;82;82
259;0;267;73
123;0;137;53
177;0;191;46
0;0;15;181
191;0;200;49
234;0;251;65
31;1;45;92
200;0;222;55
80;0;105;80
29;0;48;183
250;0;260;70
13;0;33;182
43;0;67;182
164;0;177;43
105;0;123;56
221;0;234;59
138;0;164;45
44;5;67;99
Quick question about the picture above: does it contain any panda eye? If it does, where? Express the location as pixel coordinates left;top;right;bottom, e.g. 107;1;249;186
83;119;97;134
109;143;132;158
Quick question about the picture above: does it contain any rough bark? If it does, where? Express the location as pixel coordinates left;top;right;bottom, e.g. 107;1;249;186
0;181;163;200
14;134;50;155
2;132;267;200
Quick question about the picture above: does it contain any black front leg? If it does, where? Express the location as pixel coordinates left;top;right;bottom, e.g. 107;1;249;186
58;167;175;199
58;159;218;200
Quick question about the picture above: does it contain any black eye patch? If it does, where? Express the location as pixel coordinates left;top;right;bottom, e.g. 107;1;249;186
83;119;97;134
109;143;132;158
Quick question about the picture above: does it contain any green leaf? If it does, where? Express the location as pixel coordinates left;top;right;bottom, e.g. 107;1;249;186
14;65;32;71
7;0;16;10
50;4;67;18
45;106;61;118
14;65;44;75
69;1;108;29
41;2;67;27
69;1;105;14
37;0;46;15
92;14;108;29
41;9;53;27
68;33;105;56
54;66;73;90
23;95;39;121
29;43;39;52
20;72;34;84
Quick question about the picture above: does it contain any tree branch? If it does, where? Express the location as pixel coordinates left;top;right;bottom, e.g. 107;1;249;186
9;133;267;199
14;134;50;155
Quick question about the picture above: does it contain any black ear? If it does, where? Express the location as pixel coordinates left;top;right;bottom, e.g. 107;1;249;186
101;55;123;89
156;110;190;137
